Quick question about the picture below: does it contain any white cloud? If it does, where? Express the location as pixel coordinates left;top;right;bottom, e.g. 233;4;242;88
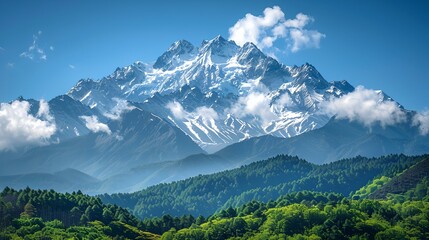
289;29;325;53
0;100;56;151
104;98;135;120
229;6;284;48
195;106;219;122
6;63;14;68
230;91;277;126
284;13;312;29
69;64;75;69
166;101;220;124
20;31;47;61
49;46;54;51
166;101;187;120
412;111;429;135
321;86;406;127
275;92;294;108
37;99;54;121
228;6;325;54
80;115;111;135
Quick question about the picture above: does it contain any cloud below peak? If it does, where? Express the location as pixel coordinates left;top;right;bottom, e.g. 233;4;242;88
166;101;219;124
229;91;277;127
166;101;187;120
104;98;135;120
412;111;429;136
228;6;325;54
80;115;111;135
321;86;406;127
0;100;56;151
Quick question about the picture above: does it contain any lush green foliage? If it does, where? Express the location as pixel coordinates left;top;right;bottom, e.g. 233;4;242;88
0;187;159;239
352;176;391;200
160;191;429;240
140;214;200;235
101;154;426;218
0;218;159;239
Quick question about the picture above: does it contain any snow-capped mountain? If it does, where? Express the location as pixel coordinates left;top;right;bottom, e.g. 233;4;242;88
68;35;358;152
1;35;422;194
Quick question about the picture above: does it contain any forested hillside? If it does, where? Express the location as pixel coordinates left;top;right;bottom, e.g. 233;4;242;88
160;191;429;240
0;188;159;239
1;154;428;239
101;154;427;218
369;157;429;199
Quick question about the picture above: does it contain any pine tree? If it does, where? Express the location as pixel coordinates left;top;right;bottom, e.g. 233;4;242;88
21;202;37;218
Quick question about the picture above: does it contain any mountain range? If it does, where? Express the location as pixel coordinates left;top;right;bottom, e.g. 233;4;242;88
1;35;428;194
67;35;356;152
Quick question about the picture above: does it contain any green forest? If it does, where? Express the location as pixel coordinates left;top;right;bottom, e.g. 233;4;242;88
101;154;427;217
1;154;428;239
0;188;158;239
160;189;429;240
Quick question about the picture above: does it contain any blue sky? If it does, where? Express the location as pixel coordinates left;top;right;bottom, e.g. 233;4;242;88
1;0;428;111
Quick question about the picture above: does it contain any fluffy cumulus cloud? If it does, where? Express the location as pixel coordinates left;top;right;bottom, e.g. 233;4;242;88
104;98;135;120
321;86;406;127
80;115;111;135
20;31;47;61
229;6;284;48
228;6;325;54
0;100;56;151
412;111;429;135
288;28;325;53
230;91;277;126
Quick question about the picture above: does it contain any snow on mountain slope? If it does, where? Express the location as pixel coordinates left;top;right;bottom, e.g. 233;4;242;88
68;35;358;152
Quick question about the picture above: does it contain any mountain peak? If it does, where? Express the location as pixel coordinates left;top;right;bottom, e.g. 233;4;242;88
153;39;196;70
291;63;328;89
237;42;266;64
212;34;226;42
242;41;258;49
199;35;239;59
170;39;195;52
